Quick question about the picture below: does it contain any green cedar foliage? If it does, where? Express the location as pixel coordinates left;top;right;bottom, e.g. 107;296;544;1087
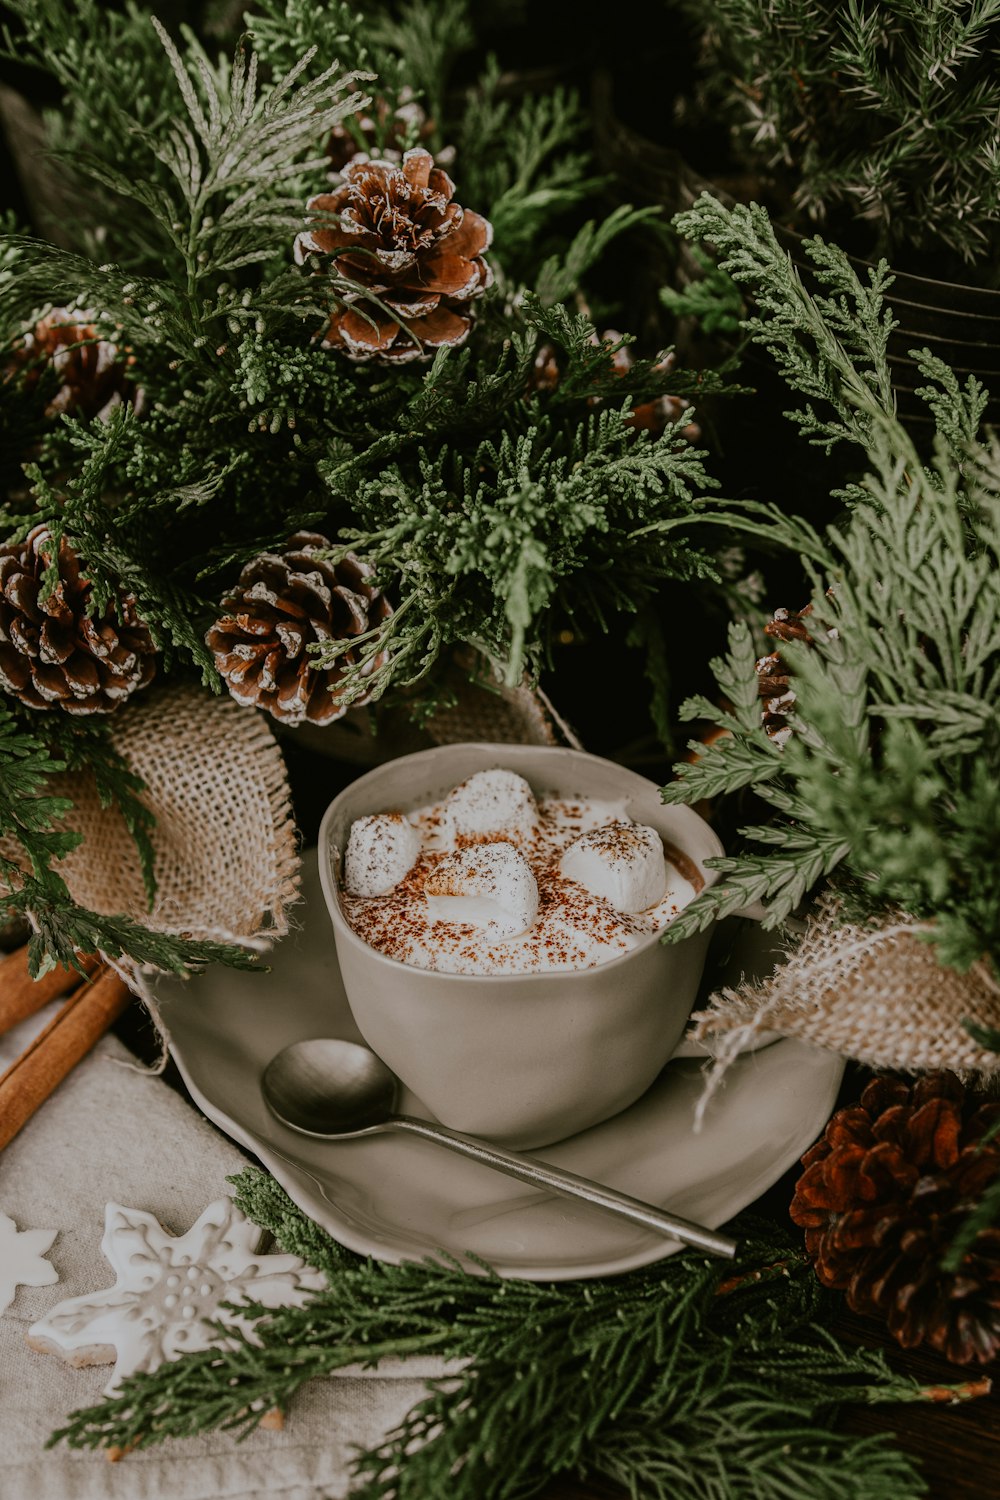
0;0;721;706
664;196;1000;974
48;1164;973;1500
679;0;1000;271
0;3;727;970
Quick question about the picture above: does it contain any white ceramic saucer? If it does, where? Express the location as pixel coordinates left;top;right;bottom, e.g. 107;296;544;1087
156;851;844;1281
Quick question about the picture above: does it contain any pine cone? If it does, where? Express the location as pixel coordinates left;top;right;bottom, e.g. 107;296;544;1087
791;1074;1000;1365
206;533;392;726
600;331;700;438
530;329;700;438
764;604;814;646
326;94;444;173
9;309;135;421
294;148;493;362
755;604;813;746
0;526;156;714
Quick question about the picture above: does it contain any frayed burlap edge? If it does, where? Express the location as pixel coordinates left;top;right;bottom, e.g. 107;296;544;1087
690;893;1000;1123
4;682;300;1070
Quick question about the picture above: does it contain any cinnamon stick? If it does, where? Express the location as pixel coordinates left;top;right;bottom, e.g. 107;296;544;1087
0;968;132;1151
0;944;99;1035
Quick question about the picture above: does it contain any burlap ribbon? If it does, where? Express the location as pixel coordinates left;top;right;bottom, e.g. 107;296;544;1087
692;893;1000;1079
423;657;576;749
8;682;300;957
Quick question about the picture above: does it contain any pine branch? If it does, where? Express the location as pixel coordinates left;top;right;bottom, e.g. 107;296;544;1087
0;705;79;878
680;0;1000;268
658;208;1000;966
673;195;897;452
46;1167;956;1500
13;873;262;978
317;401;718;694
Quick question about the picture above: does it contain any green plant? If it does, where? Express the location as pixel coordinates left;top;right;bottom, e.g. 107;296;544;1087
0;3;729;970
663;195;1000;976
50;1165;989;1500
679;0;1000;271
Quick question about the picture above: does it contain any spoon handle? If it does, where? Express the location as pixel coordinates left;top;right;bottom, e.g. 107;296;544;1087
391;1115;737;1259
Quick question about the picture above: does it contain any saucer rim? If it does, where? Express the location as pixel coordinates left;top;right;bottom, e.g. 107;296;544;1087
169;1036;843;1280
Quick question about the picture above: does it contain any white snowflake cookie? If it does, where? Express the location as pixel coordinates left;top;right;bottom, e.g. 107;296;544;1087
0;1210;58;1315
26;1197;325;1394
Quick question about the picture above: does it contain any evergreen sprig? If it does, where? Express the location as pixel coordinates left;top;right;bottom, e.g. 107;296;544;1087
319;380;719;695
661;206;1000;972
0;3;725;973
674;195;899;454
680;0;1000;271
675;194;1000;520
665;432;1000;967
46;1166;972;1500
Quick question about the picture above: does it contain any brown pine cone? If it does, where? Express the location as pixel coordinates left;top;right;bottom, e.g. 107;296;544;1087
755;651;796;745
206;533;392;726
7;309;135;421
294;147;492;362
600;331;700;438
0;526;156;714
791;1073;1000;1365
755;604;814;746
764;604;814;646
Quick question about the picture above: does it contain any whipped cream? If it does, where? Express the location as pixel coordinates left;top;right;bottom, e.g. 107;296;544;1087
339;771;703;976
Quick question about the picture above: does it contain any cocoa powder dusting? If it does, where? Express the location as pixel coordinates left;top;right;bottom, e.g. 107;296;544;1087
340;793;700;976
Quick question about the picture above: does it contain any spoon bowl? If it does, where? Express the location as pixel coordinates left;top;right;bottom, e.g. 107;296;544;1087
261;1036;737;1259
262;1037;398;1136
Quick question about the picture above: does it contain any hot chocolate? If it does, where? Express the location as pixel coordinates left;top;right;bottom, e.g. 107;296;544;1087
340;768;702;976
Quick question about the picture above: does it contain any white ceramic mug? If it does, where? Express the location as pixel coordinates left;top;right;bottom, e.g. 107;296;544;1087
318;743;727;1150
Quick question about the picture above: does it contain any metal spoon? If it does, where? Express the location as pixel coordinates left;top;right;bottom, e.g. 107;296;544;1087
261;1037;737;1259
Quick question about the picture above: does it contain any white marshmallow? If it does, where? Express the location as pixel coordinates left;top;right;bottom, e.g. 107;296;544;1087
344;813;422;897
442;769;538;847
425;841;538;938
559;821;667;913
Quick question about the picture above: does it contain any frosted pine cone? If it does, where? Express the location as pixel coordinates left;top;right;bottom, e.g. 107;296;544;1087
601;332;700;438
294;147;492;362
791;1074;1000;1365
206;533;392;726
756;604;814;746
765;604;814;646
10;309;135;421
0;526;156;714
